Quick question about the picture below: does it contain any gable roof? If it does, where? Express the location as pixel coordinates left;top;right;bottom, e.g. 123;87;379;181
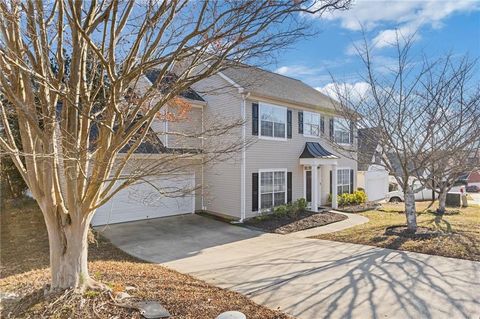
89;120;166;154
144;70;205;102
358;128;380;171
221;65;337;110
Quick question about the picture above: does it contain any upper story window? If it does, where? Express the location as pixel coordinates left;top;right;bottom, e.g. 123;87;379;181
304;111;323;137
334;118;352;144
260;103;286;139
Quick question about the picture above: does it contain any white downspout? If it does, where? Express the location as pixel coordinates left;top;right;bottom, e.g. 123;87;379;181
201;104;205;210
240;90;249;222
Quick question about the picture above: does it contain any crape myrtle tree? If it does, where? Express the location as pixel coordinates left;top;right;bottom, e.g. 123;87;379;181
327;32;479;232
0;0;351;291
0;96;27;200
414;55;480;214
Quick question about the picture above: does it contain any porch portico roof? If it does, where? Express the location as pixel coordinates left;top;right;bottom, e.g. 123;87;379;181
299;142;339;209
299;142;338;166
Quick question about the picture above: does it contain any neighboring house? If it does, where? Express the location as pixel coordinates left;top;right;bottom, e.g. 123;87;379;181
458;170;480;188
356;128;389;201
92;64;358;226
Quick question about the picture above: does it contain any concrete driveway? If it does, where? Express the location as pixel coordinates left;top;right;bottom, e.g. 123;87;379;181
96;214;264;263
99;214;480;319
469;192;480;205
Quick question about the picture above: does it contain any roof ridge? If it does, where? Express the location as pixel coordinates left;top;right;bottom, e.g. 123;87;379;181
225;62;333;101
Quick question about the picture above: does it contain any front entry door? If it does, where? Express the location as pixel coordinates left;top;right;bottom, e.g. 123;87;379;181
306;170;312;202
305;168;322;207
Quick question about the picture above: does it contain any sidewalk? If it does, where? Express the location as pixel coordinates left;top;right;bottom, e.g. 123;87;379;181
285;211;369;238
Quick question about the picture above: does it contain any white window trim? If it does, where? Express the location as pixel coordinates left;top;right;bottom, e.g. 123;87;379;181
337;167;351;195
259;103;287;141
334;118;352;145
258;168;288;211
303;111;324;138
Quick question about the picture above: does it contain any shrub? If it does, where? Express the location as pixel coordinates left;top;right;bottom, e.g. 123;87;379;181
273;205;288;217
295;198;307;212
271;198;308;218
287;198;307;217
328;190;368;207
354;190;367;204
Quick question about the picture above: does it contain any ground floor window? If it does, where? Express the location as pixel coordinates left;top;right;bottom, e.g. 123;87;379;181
260;170;286;209
337;169;351;195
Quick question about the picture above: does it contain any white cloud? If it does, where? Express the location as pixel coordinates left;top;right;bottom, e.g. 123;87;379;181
316;82;370;102
317;0;480;48
372;24;420;49
273;64;341;86
275;65;324;77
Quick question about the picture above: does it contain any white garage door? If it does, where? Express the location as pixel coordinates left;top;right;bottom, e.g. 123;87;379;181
92;173;195;226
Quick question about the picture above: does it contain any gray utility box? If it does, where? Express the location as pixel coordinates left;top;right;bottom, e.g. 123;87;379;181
446;192;468;207
446;192;461;207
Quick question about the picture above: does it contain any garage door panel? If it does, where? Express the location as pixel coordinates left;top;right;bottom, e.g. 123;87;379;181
92;174;194;226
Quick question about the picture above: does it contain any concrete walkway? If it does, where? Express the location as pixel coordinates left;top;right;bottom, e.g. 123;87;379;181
100;214;480;319
286;211;369;238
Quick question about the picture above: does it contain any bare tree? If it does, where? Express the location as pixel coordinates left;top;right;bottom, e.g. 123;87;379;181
0;0;350;291
414;56;480;213
328;32;479;232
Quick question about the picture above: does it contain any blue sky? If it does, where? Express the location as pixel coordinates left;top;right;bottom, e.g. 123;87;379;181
267;0;480;93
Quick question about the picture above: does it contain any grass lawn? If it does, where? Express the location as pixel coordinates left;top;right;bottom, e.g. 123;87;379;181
0;199;290;319
314;201;480;261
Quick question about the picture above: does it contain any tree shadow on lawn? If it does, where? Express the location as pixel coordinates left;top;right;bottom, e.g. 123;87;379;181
432;214;452;233
191;240;480;319
0;199;141;279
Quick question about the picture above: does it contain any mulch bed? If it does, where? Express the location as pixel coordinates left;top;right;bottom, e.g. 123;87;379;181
384;225;441;239
0;199;291;319
244;210;347;234
1;262;291;319
335;202;380;213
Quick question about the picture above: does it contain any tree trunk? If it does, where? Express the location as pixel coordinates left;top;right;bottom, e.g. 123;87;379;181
404;188;417;232
43;208;99;291
437;190;447;214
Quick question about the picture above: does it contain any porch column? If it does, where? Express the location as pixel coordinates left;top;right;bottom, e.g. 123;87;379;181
332;164;338;209
311;164;318;212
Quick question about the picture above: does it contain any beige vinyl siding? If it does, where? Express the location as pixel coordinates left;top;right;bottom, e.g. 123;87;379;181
191;73;243;218
244;98;357;218
171;70;359;220
166;106;203;149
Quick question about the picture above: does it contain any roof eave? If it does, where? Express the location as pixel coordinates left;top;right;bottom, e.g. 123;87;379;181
246;91;339;114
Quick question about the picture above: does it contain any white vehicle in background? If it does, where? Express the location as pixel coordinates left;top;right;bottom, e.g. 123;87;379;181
385;181;466;203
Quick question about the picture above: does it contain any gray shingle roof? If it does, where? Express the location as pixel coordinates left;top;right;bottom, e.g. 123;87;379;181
144;70;205;102
221;65;337;110
299;142;338;159
358;128;380;171
89;119;166;154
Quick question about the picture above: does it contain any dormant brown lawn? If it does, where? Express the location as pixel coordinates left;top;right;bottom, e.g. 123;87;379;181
0;200;290;319
314;201;480;261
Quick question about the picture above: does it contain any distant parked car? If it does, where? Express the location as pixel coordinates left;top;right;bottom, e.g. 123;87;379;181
385;181;466;202
385;182;436;203
466;185;480;193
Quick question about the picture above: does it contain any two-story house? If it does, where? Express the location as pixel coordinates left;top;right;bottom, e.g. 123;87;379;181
92;64;357;226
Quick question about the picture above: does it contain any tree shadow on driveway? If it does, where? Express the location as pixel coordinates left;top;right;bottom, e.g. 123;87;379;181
183;238;480;319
